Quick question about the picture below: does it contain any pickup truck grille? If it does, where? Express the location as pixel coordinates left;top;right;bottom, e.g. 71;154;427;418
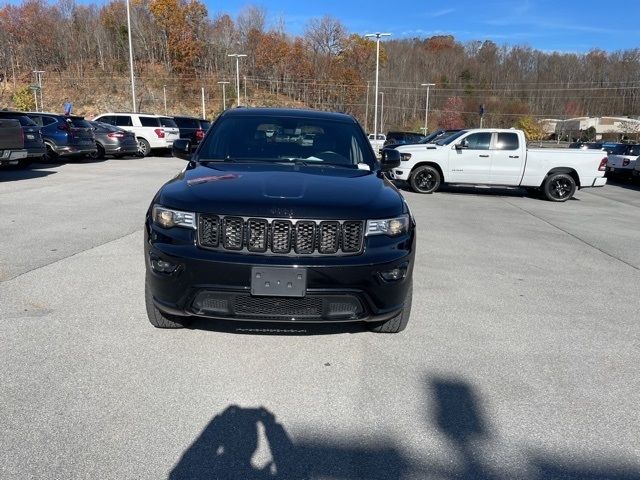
198;215;364;255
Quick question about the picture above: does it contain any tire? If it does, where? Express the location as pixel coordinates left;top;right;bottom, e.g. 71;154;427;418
409;165;441;194
89;144;105;160
43;143;59;163
144;277;190;328
137;137;151;157
368;282;412;334
542;172;576;202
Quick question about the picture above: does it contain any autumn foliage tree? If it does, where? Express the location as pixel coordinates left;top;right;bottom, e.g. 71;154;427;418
438;97;466;129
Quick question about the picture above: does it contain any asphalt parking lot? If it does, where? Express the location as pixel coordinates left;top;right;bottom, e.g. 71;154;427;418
1;158;639;480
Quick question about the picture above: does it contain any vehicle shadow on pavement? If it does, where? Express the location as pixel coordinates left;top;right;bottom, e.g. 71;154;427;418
187;317;370;336
605;177;640;192
169;377;640;480
0;165;57;182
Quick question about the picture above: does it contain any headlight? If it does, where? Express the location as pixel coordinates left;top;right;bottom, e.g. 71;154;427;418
366;215;410;237
152;205;196;229
400;153;412;161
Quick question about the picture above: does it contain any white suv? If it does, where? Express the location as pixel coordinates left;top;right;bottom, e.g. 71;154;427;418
93;113;180;157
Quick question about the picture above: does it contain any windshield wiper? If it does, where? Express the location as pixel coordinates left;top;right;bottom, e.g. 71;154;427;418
199;157;238;163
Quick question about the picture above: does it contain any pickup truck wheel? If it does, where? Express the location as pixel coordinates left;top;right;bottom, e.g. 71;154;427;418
368;282;412;334
409;166;441;194
137;138;151;157
542;173;576;202
145;277;190;329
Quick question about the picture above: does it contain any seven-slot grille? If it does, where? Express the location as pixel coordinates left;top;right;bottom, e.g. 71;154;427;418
198;215;364;255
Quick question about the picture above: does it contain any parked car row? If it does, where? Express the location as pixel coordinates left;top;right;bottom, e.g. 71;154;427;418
0;109;212;168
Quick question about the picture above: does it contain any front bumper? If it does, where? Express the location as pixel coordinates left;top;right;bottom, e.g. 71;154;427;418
144;221;416;324
389;168;411;181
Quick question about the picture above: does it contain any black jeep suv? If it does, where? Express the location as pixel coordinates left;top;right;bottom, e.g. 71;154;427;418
144;108;416;333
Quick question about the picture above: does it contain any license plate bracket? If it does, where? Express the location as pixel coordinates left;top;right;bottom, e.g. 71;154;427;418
251;267;307;297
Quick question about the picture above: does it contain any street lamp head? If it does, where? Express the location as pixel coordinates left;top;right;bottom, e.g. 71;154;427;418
364;32;392;39
228;53;247;58
421;83;436;87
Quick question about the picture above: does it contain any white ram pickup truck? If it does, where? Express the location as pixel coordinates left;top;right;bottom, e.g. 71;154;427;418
390;129;608;202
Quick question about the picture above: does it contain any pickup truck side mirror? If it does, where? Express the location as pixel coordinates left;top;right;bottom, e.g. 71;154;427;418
455;140;469;150
172;139;192;160
380;148;401;170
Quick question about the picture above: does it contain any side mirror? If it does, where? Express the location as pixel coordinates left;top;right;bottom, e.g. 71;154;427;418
455;140;469;150
380;148;401;170
172;139;192;160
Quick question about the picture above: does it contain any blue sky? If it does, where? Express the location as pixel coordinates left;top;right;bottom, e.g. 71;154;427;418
208;0;639;53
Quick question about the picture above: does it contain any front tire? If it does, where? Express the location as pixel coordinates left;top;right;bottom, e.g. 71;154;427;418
145;277;190;328
409;165;441;194
137;138;151;157
369;282;412;334
542;172;576;202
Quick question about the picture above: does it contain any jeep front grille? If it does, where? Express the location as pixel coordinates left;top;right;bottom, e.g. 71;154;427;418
198;215;364;255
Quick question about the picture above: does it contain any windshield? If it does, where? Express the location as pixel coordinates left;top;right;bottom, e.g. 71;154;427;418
435;130;467;145
198;116;376;168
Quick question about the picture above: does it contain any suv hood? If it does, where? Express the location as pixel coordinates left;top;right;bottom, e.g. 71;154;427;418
156;163;405;220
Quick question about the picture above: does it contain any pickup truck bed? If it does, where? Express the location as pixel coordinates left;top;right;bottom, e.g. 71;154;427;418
0;119;28;166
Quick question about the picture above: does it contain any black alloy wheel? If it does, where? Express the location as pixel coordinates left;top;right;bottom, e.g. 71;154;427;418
409;165;441;194
543;173;576;202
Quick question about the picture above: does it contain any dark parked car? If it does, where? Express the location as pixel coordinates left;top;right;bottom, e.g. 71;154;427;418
25;112;96;161
383;131;426;148
145;108;415;333
89;121;138;159
385;129;462;150
173;116;211;148
0;111;45;161
568;142;604;150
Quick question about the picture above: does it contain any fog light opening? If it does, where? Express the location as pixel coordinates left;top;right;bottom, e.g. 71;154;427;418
379;264;408;282
149;254;179;274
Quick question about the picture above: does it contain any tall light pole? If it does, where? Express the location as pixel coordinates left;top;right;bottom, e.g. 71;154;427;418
421;83;435;134
217;81;230;110
228;53;247;106
33;70;44;111
125;0;136;112
380;92;385;134
364;33;391;144
163;85;167;115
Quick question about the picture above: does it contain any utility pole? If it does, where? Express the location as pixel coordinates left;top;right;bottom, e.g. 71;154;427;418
217;81;230;110
380;92;385;134
201;87;206;119
125;0;136;112
163;85;167;115
364;33;391;144
365;80;370;133
33;70;44;111
421;83;435;134
243;75;247;105
228;54;247;106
